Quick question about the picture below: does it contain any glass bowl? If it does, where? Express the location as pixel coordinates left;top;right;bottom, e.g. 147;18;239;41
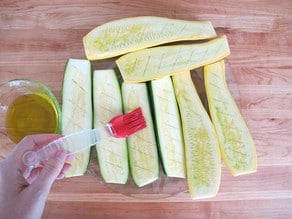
0;79;61;160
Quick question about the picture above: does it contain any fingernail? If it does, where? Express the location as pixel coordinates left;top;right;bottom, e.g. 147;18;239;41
55;150;67;162
57;173;65;179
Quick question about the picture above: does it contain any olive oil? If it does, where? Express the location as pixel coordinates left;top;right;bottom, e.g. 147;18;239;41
5;93;59;143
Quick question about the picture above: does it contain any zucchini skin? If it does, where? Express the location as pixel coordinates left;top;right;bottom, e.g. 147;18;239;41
61;59;92;177
122;82;159;187
150;77;186;178
93;69;129;184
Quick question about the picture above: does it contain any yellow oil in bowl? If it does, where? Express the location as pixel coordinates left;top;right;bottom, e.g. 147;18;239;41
0;79;61;143
5;93;59;143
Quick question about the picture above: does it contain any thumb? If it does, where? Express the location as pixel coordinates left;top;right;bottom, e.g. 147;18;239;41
32;150;67;191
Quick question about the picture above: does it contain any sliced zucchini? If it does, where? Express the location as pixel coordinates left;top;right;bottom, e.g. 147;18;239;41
93;69;129;184
61;59;92;177
83;16;216;60
150;76;186;178
122;82;159;187
172;71;221;199
116;36;230;83
204;61;257;176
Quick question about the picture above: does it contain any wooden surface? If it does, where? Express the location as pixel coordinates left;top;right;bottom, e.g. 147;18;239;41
1;1;292;218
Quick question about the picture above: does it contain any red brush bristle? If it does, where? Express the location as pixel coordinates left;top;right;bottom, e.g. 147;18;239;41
109;107;147;138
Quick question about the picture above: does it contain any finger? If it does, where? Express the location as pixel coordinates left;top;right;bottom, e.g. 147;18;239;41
56;163;72;179
13;134;62;160
24;167;42;184
24;162;71;183
38;153;73;168
56;172;65;179
62;163;72;173
31;150;67;193
16;134;62;152
17;134;63;170
66;153;75;162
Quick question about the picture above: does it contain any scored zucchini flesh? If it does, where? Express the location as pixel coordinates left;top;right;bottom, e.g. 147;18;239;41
122;82;159;187
93;69;129;184
116;36;230;83
204;61;257;176
61;59;92;177
83;16;216;60
150;76;186;178
172;71;221;199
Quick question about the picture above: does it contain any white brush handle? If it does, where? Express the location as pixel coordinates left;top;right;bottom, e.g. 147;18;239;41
22;126;111;168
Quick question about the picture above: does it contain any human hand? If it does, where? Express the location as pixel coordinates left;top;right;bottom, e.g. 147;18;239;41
0;134;73;219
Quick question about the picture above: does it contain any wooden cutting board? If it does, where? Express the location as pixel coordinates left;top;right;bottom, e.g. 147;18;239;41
0;1;291;218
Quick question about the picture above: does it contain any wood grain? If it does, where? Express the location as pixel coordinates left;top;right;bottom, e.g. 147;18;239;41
1;0;292;218
43;200;292;219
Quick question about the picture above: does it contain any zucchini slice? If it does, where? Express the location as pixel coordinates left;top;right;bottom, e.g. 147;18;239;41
172;71;221;199
122;82;159;187
83;16;216;60
204;61;257;176
61;59;92;177
150;76;186;178
93;69;129;184
116;36;230;83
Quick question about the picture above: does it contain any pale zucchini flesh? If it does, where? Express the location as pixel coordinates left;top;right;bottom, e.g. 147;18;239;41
61;59;92;177
204;61;257;176
93;69;129;184
172;71;221;199
122;82;159;187
150;77;186;178
116;36;230;83
83;16;216;60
